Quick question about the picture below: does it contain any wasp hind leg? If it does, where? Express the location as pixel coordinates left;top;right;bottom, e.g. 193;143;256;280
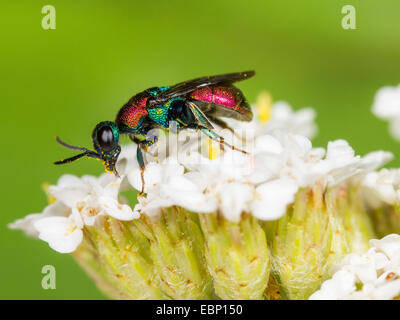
200;127;248;155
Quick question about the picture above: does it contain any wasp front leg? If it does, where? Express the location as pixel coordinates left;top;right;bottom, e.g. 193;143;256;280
136;144;146;197
130;135;159;197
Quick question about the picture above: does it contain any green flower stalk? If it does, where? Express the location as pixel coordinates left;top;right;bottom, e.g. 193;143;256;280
199;213;270;300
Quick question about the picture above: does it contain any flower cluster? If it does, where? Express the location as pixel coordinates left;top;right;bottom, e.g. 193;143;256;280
9;174;137;253
309;234;400;300
361;168;400;238
363;169;400;207
8;93;400;300
130;133;391;222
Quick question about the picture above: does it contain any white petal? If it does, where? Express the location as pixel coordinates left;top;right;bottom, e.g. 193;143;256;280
136;196;170;217
360;151;393;172
161;158;185;179
388;117;400;141
251;178;298;220
161;175;217;213
370;234;400;263
292;134;312;154
344;254;378;283
270;101;292;120
127;162;163;192
101;178;123;199
99;197;139;220
372;85;400;119
183;171;209;191
115;144;139;176
8;202;71;237
254;135;283;154
374;279;400;300
49;175;91;207
291;108;318;139
326;140;355;162
248;152;283;184
309;270;356;300
219;183;253;222
34;216;83;253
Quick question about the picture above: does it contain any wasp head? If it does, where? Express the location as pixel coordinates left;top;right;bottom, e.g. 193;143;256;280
55;121;121;177
92;121;121;175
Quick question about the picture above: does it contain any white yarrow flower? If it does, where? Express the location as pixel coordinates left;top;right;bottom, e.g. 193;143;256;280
309;234;400;300
372;84;400;140
8;201;71;237
125;129;390;222
221;99;318;142
363;168;400;206
34;213;83;254
49;173;137;222
10;172;138;253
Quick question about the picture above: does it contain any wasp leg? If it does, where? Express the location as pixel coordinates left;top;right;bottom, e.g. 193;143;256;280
133;135;159;198
130;135;147;196
130;133;160;157
207;116;251;143
136;144;146;197
200;128;248;155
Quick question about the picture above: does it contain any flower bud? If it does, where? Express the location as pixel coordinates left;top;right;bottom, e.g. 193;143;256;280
199;212;270;299
264;183;374;299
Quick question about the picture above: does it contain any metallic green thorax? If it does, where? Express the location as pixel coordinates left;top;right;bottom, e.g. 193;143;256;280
147;97;182;128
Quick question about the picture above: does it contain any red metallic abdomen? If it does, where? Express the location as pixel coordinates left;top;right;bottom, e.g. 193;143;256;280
190;85;238;108
189;85;252;121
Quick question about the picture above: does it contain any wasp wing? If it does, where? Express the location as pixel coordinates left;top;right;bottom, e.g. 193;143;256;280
147;71;255;107
186;101;214;129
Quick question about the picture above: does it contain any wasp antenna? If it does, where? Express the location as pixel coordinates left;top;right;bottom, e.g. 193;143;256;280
56;136;88;151
54;152;89;165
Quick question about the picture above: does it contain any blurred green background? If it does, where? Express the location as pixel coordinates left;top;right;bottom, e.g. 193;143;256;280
1;0;399;299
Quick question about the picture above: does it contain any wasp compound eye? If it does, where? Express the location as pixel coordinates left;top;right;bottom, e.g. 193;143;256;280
97;126;115;152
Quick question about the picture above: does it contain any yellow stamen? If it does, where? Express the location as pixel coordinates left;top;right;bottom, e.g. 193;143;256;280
256;91;273;123
207;139;218;160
